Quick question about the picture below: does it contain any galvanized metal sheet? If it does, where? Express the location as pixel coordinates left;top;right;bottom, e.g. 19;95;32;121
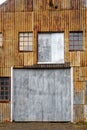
12;68;71;122
38;33;64;63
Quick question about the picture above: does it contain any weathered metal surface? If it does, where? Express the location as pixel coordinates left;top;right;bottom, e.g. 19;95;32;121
12;68;71;122
38;33;64;63
74;90;84;105
0;103;10;122
0;0;87;123
74;105;84;122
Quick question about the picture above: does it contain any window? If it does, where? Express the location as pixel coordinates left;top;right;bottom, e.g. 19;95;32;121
69;32;83;51
0;33;2;47
19;32;33;51
38;33;64;63
0;77;10;101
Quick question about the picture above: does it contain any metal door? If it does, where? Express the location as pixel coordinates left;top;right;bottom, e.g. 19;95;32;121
12;68;73;122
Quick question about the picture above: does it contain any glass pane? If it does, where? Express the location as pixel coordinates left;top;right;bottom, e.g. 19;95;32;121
5;91;8;95
0;96;4;100
1;87;4;91
5;87;8;90
79;41;82;45
29;45;32;51
29;33;32;37
5;78;8;82
74;36;79;40
1;82;4;85
74;46;79;50
74;33;79;36
29;37;32;41
24;37;28;42
5;96;8;99
20;42;23;46
19;37;23;41
78;46;83;50
19;33;23;37
24;42;29;45
24;33;29;37
70;41;73;45
79;37;83;40
29;41;32;45
69;33;73;37
20;46;23;51
1;91;4;96
70;45;74;50
24;45;29;51
74;41;79;46
70;37;74;40
5;82;9;85
0;34;2;38
1;79;4;82
79;33;83;37
0;37;2;41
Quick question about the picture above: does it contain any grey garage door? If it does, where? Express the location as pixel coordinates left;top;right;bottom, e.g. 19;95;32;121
12;68;72;122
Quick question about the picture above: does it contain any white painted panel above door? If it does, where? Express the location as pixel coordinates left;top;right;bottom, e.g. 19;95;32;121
38;33;64;64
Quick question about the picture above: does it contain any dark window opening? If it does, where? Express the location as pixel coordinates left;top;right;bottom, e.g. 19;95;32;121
0;77;10;101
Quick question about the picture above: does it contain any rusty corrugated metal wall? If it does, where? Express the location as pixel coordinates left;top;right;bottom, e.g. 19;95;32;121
0;0;87;122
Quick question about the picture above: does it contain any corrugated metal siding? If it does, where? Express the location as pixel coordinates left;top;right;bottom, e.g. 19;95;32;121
0;103;10;122
0;0;87;122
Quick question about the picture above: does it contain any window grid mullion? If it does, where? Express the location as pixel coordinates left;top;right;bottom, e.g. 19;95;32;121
19;32;33;51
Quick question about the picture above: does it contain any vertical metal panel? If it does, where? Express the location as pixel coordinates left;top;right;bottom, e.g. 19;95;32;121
0;103;10;122
0;0;86;123
74;105;84;122
12;68;72;122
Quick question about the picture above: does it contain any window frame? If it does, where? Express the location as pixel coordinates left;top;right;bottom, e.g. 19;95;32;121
0;77;11;102
69;31;83;51
18;32;33;52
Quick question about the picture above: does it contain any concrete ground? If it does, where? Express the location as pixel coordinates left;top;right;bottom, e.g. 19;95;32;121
0;123;87;130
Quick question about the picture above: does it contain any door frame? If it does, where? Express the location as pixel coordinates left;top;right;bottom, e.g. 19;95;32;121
71;67;73;122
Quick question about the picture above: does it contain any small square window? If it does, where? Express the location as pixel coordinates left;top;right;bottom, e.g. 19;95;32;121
19;32;33;51
69;32;83;51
